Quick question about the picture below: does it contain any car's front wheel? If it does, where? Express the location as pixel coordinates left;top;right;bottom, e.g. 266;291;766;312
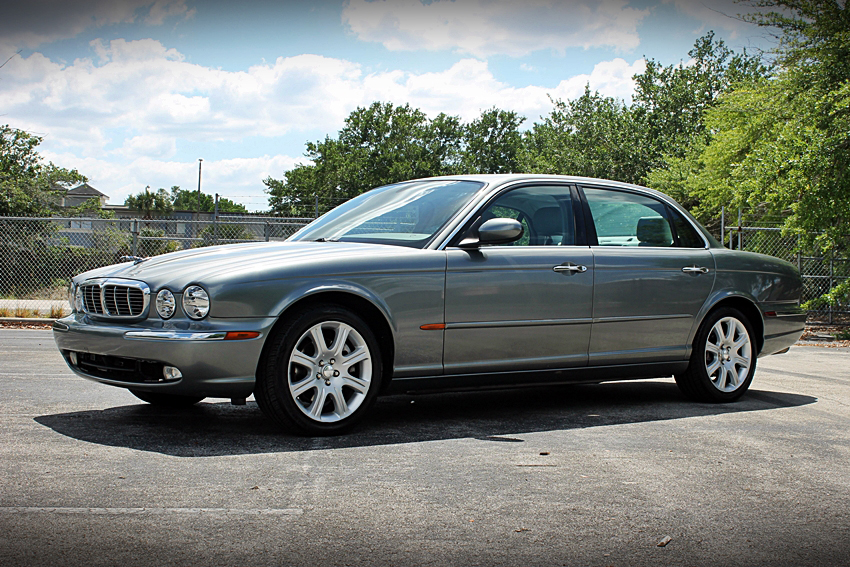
255;305;383;435
675;307;757;402
129;389;205;407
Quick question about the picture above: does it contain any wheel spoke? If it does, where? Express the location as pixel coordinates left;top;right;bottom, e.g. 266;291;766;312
706;342;721;356
341;374;369;394
706;358;721;376
342;347;369;368
710;323;723;345
723;321;736;343
308;388;328;418
330;326;351;358
310;326;327;353
715;366;728;389
291;350;317;369
329;385;349;416
290;376;315;398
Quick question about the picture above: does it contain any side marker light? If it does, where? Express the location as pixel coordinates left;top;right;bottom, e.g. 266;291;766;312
224;331;261;340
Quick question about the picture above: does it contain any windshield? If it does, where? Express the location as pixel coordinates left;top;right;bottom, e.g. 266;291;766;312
289;179;485;248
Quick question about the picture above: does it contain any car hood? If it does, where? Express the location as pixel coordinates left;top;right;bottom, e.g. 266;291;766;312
74;241;433;290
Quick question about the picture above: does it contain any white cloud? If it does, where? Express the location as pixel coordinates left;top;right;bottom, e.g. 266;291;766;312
4;39;645;210
3;39;645;153
343;0;650;57
0;0;193;52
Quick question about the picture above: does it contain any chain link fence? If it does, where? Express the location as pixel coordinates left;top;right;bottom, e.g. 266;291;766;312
3;211;849;323
0;215;312;317
724;226;850;324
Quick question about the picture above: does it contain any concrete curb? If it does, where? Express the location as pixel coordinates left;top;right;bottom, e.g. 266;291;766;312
0;317;57;324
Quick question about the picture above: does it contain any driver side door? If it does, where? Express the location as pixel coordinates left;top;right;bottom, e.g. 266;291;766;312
443;184;594;375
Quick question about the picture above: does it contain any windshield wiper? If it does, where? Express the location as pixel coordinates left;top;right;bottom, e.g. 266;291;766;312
311;238;340;242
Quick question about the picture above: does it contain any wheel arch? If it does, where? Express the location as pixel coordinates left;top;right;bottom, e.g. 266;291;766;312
256;288;396;391
695;293;765;355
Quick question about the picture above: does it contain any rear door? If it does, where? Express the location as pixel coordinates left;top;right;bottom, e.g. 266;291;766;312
580;185;715;365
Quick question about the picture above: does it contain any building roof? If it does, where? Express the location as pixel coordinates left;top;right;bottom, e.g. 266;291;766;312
67;183;108;198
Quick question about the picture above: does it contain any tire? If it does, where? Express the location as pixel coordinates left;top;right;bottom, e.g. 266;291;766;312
255;304;383;435
129;389;205;407
675;307;758;403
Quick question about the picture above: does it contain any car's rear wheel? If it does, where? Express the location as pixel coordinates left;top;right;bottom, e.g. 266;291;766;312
255;305;382;435
675;307;757;402
129;389;205;407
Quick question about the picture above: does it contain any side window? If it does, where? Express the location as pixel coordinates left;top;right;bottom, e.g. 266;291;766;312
479;186;575;247
584;188;673;247
668;207;706;248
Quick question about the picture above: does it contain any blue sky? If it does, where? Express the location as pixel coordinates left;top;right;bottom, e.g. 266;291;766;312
1;0;776;211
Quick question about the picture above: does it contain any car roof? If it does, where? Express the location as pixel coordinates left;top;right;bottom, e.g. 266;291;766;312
406;173;668;198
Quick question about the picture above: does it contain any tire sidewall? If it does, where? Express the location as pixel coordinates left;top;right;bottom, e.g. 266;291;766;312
262;305;383;435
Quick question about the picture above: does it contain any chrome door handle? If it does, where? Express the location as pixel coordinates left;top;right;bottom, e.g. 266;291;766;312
682;266;709;274
553;263;587;273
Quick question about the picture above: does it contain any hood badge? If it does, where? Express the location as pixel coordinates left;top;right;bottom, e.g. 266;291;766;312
120;255;149;265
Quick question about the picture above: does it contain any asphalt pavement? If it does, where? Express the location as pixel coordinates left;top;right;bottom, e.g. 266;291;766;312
1;329;848;567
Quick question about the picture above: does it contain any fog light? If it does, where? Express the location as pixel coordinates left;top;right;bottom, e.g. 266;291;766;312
163;366;182;380
69;352;78;365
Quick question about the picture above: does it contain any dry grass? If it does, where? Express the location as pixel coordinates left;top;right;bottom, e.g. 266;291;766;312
13;307;37;318
49;305;66;319
0;307;10;318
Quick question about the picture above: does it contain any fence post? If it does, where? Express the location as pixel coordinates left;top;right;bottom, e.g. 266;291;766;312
720;206;725;248
796;235;801;271
213;194;219;245
737;208;742;250
830;256;834;325
264;221;270;242
131;219;140;256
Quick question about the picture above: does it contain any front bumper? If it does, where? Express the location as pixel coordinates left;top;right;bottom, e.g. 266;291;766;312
53;314;278;398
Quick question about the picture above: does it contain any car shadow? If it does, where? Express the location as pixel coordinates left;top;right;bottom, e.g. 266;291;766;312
34;380;816;457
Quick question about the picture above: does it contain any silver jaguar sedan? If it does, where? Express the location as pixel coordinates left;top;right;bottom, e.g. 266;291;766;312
53;175;806;435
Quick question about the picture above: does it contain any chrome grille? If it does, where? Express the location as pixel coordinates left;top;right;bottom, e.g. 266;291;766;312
82;285;103;314
79;279;150;319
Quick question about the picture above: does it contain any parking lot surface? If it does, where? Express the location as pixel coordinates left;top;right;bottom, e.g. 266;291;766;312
1;329;848;567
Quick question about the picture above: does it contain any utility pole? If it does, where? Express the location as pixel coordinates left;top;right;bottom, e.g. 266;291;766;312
196;158;203;239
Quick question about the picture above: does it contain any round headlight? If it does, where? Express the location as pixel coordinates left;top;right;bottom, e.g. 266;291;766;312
156;289;176;319
68;282;76;312
74;285;83;312
182;285;210;319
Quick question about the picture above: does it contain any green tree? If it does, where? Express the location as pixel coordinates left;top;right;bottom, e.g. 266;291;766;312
266;102;469;216
520;87;644;183
633;31;769;169
124;186;173;218
647;1;850;250
463;108;525;174
0;125;87;215
170;186;248;213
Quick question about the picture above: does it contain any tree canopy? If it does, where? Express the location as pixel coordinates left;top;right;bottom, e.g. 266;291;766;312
170;186;248;213
1;125;87;216
646;0;850;251
124;185;248;217
265;33;766;218
265;103;525;216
